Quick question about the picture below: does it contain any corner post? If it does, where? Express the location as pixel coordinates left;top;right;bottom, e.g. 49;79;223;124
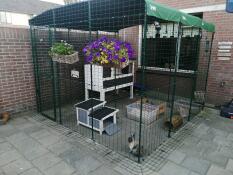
168;22;182;138
203;32;215;108
30;25;41;113
88;0;94;141
188;29;201;121
138;3;148;163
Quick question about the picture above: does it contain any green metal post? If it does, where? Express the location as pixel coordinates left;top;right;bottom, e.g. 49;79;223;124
30;26;41;112
88;0;94;141
138;6;148;163
68;29;70;41
49;26;57;122
33;27;42;113
167;58;172;103
67;29;72;103
167;23;176;103
96;30;99;39
203;33;215;108
56;60;62;124
51;9;62;124
168;23;182;138
188;29;201;121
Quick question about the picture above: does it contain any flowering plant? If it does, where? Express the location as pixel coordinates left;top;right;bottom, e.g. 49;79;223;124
49;40;75;56
83;36;134;67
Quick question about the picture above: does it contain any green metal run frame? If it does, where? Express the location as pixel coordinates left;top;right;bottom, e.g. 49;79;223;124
29;0;215;164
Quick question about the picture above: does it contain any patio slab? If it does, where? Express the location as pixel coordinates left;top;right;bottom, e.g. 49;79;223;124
32;152;62;171
206;165;233;175
158;161;190;175
167;150;186;164
0;142;14;155
0;150;22;167
20;168;43;175
44;161;75;175
1;158;32;175
226;159;233;173
0;109;232;175
181;157;210;175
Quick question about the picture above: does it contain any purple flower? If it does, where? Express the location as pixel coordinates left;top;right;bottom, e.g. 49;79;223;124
83;36;134;65
113;55;119;60
103;47;108;52
107;52;113;60
92;41;100;49
128;50;134;59
83;47;88;53
85;54;93;63
96;52;100;57
120;57;126;62
107;50;112;54
114;43;120;51
99;36;108;42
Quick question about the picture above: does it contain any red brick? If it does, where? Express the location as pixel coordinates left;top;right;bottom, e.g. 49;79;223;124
0;27;36;114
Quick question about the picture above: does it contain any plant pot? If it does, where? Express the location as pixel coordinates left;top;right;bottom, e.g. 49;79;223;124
0;112;10;125
52;52;79;64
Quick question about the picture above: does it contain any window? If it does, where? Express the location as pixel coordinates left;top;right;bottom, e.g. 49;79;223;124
138;13;203;73
0;12;7;24
138;13;203;72
138;23;201;72
0;12;12;24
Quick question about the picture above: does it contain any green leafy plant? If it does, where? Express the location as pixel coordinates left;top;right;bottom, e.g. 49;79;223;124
49;40;75;56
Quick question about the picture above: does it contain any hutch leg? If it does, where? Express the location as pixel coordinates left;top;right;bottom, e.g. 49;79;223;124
76;110;79;125
99;120;104;135
113;114;117;124
85;88;89;100
130;85;134;99
100;91;105;101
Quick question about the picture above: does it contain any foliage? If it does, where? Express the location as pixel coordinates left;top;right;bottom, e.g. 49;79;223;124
83;36;134;65
49;40;75;56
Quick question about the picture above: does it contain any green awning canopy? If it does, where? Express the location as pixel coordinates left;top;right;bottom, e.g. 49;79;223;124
145;0;215;32
30;0;215;33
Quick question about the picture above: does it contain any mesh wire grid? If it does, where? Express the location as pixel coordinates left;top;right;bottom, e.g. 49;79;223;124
30;0;214;163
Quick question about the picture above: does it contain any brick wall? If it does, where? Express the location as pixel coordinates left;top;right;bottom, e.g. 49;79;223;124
204;11;233;105
0;27;36;114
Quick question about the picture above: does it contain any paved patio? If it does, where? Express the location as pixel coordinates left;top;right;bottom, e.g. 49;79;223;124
0;108;233;175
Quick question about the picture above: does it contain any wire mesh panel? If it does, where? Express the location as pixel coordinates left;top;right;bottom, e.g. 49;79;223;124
31;27;57;121
30;0;214;163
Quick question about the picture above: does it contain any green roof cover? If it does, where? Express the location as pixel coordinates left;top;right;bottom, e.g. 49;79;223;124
30;0;215;32
145;0;215;32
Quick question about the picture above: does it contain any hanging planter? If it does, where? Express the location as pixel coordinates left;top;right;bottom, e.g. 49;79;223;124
49;40;79;64
83;36;134;69
51;52;79;64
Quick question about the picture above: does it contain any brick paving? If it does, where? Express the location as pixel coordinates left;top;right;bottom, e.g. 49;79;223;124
0;108;233;175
